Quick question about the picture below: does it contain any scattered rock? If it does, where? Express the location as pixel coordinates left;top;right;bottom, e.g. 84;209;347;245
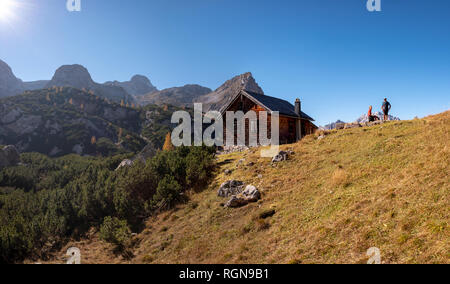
236;159;246;168
72;144;84;155
224;169;232;175
0;145;20;170
259;209;276;219
257;174;263;179
365;121;383;127
225;185;261;208
116;159;133;171
344;122;361;129
335;122;346;130
224;185;261;208
217;180;245;197
225;196;249;208
272;151;289;163
241;185;261;202
218;182;262;208
218;145;250;155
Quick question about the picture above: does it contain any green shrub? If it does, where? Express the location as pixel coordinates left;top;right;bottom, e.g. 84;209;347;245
99;216;131;248
152;176;183;210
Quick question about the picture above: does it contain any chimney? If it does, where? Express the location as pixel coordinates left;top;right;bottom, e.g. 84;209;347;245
295;99;302;141
295;98;301;116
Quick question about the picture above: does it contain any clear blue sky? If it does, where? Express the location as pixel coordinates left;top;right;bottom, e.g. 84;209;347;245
1;0;449;126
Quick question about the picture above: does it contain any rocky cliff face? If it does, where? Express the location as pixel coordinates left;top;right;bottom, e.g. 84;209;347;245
197;72;265;112
0;87;145;156
46;65;96;90
0;60;24;98
138;84;212;107
105;75;158;96
46;65;135;104
0;145;20;170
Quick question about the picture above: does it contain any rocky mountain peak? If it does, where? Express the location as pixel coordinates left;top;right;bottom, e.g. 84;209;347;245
215;72;264;96
198;72;265;112
44;64;134;103
0;59;24;98
104;74;158;96
46;64;95;89
130;74;150;84
0;59;13;74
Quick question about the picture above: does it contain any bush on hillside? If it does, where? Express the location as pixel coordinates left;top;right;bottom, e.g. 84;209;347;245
99;217;131;248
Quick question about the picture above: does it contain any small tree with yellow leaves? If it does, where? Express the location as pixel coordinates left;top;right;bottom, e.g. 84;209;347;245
162;132;175;151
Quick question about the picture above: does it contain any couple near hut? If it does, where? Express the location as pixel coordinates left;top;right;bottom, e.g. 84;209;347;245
368;98;392;122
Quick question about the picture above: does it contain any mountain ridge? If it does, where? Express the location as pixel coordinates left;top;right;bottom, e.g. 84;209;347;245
104;75;158;96
137;84;212;107
1;60;265;111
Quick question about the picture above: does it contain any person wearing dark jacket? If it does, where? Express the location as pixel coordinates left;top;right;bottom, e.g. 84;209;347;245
382;98;392;121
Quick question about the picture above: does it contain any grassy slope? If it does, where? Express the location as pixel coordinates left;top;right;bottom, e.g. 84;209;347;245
38;111;449;264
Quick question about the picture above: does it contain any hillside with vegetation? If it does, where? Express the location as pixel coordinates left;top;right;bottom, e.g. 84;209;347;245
19;111;448;264
0;87;184;157
0;146;215;263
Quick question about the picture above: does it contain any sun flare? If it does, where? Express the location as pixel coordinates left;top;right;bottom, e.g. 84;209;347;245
0;0;18;23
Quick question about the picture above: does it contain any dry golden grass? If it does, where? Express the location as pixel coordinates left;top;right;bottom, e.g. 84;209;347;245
39;111;450;264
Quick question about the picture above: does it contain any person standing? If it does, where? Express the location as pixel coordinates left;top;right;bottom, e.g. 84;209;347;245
382;98;392;121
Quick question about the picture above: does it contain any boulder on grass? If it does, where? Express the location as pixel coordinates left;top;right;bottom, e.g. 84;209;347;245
224;185;261;208
225;196;249;208
272;151;289;163
241;185;261;202
217;180;245;197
